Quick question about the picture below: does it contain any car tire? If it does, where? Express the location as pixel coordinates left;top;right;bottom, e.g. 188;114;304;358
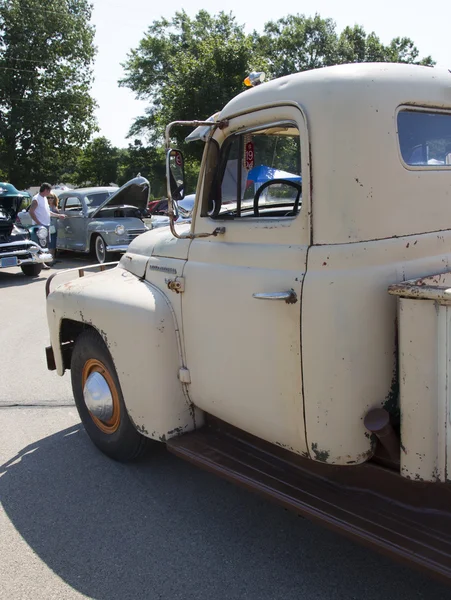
94;235;113;264
71;329;150;461
21;264;42;277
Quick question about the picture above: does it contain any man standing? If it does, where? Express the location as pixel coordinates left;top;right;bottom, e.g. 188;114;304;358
29;183;65;267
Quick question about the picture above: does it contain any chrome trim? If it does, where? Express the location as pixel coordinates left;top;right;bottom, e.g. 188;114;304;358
252;290;298;303
148;265;177;274
0;239;41;249
105;244;129;252
0;249;34;257
0;252;52;268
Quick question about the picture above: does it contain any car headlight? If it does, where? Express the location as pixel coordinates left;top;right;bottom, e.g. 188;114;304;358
37;226;48;240
115;225;125;236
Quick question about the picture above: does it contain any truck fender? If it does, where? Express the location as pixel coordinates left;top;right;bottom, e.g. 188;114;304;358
47;267;202;441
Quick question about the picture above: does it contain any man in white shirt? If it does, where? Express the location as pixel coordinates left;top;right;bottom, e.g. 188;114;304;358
29;183;63;226
29;182;65;267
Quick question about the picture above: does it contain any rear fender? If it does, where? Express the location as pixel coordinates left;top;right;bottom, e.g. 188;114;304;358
47;267;202;441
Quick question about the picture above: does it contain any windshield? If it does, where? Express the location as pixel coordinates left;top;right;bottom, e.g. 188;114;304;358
209;126;302;219
85;191;115;207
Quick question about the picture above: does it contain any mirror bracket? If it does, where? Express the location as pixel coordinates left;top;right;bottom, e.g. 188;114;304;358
165;118;227;240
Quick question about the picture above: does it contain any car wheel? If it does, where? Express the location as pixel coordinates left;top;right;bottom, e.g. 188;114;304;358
21;264;42;277
94;235;113;264
71;329;149;461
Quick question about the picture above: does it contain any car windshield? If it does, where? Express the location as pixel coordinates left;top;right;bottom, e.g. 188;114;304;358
85;191;115;207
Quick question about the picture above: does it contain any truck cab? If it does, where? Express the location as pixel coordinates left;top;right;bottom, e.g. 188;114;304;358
45;62;451;582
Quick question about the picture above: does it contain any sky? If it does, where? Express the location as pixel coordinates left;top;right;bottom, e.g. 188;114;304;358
90;0;451;148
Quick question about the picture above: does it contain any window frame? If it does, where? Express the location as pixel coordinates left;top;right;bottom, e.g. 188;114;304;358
206;119;302;221
62;195;83;211
396;105;451;171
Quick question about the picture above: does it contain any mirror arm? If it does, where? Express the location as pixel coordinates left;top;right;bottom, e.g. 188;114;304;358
165;120;227;240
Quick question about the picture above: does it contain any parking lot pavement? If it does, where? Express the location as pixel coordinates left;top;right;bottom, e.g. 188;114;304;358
1;407;451;600
0;253;95;406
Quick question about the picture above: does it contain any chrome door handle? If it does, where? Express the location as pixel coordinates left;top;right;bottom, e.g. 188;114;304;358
252;289;298;304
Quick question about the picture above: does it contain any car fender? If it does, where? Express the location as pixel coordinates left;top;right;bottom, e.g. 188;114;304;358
47;266;202;441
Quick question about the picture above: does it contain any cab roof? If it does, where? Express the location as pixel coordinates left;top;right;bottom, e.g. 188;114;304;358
219;63;451;244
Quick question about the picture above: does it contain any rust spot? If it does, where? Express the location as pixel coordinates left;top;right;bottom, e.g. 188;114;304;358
133;422;149;436
311;443;330;463
167;426;185;436
322;262;327;266
285;289;298;304
406;243;410;248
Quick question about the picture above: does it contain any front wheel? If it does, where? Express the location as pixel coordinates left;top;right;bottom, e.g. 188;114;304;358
94;235;113;264
21;263;42;277
71;329;149;461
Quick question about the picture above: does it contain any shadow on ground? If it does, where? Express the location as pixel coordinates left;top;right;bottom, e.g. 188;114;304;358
0;252;94;289
1;425;450;600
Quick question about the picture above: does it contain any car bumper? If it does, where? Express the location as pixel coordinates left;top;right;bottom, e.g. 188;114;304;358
0;246;52;268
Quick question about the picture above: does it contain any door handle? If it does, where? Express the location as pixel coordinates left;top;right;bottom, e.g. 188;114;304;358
252;289;298;304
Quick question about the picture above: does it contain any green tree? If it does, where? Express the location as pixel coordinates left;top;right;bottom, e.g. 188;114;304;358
119;10;262;155
259;15;434;77
76;137;119;186
122;11;434;141
120;11;434;196
116;139;165;192
0;0;97;188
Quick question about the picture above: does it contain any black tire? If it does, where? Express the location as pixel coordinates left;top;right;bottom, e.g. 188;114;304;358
71;329;149;461
21;263;42;277
94;235;113;264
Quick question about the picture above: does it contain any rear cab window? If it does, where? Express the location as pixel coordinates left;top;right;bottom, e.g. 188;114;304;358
397;108;451;167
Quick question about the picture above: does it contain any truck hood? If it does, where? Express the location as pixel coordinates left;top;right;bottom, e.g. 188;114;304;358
90;175;150;217
120;221;192;278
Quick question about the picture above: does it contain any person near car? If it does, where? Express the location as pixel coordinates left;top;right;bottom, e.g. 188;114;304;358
29;183;65;267
47;193;60;262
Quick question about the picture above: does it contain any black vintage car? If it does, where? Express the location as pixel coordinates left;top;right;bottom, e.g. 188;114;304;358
0;182;52;277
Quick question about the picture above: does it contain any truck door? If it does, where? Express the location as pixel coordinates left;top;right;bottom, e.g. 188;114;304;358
182;106;311;456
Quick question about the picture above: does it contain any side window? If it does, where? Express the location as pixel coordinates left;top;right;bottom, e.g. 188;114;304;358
63;196;82;211
208;124;302;219
398;109;451;167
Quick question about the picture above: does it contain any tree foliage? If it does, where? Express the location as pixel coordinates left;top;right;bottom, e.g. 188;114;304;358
119;10;264;154
0;0;97;188
75;137;119;187
258;15;434;77
121;10;434;156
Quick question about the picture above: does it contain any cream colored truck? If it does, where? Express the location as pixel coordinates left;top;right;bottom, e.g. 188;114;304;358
45;63;451;582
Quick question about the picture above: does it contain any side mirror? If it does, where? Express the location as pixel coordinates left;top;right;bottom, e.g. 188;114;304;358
166;149;185;201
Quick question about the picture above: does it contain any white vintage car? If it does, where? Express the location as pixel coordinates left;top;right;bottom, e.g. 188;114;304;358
45;63;451;582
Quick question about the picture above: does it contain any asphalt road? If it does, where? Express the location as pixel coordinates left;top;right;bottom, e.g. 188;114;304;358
1;257;451;600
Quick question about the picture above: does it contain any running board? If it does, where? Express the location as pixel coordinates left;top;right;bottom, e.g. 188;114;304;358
167;418;451;583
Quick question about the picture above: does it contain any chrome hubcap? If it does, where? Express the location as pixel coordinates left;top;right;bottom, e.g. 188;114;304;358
83;371;114;421
96;238;105;262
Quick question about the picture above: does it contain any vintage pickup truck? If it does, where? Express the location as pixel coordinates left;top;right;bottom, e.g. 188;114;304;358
45;62;451;582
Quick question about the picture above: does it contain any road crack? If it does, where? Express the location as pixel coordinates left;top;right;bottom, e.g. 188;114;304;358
0;403;75;408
